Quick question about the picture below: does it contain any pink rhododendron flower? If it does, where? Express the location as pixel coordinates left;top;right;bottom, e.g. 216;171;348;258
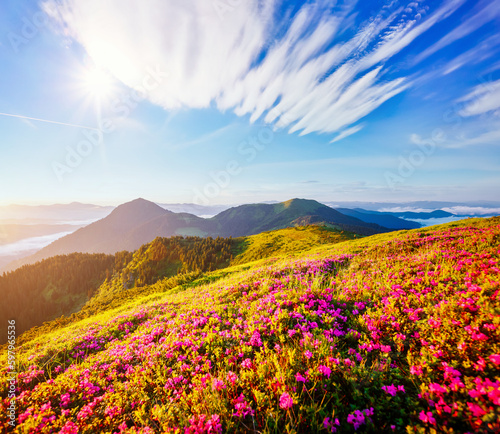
467;402;486;418
279;392;293;409
241;358;253;369
226;371;238;386
382;385;398;396
59;421;79;434
410;365;423;376
318;365;331;378
490;354;500;365
295;372;307;383
419;411;436;425
212;378;226;391
232;394;254;418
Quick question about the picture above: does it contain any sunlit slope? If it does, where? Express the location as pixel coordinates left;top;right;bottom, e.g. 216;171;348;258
0;217;499;433
7;226;353;346
232;225;358;265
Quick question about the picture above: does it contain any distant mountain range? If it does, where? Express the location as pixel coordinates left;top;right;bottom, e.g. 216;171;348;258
4;198;398;271
4;197;499;273
324;200;500;213
333;208;421;229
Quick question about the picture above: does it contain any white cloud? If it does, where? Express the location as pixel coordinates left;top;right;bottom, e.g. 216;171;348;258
42;0;466;137
445;128;500;148
330;124;364;143
458;79;500;117
0;231;73;256
442;33;500;75
442;206;500;215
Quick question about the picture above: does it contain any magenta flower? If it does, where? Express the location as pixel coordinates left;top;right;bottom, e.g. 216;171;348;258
212;378;226;391
490;354;500;365
279;392;293;409
323;416;340;432
226;371;238;386
410;365;423;376
241;358;253;369
429;383;447;395
233;394;254;418
318;365;331;378
419;410;436;425
295;372;307;383
59;421;79;434
59;393;71;408
382;385;397;396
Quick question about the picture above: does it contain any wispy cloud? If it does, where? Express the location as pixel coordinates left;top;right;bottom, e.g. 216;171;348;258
330;124;364;143
166;124;237;150
442;33;500;75
445;128;500;148
458;79;500;117
42;0;467;137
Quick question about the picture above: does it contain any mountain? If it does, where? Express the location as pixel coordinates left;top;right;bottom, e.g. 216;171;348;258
158;203;232;217
3;198;389;271
213;199;387;237
380;209;454;220
6;199;169;263
324;200;500;211
334;208;421;229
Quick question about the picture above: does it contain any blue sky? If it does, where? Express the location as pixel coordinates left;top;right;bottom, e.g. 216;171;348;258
0;0;499;206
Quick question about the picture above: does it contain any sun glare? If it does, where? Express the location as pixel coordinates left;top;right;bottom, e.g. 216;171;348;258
81;67;115;100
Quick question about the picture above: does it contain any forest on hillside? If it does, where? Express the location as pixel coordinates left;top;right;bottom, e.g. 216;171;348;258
0;236;237;343
121;236;235;288
0;253;116;342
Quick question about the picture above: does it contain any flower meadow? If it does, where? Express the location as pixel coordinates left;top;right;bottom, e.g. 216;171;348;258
1;218;499;433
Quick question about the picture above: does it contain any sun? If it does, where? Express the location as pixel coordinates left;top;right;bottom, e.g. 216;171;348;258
81;67;115;101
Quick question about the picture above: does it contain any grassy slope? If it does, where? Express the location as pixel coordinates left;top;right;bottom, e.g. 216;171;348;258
231;225;358;265
7;226;352;347
1;217;499;433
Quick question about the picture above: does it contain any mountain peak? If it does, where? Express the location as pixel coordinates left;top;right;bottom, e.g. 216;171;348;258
280;198;323;211
107;198;168;225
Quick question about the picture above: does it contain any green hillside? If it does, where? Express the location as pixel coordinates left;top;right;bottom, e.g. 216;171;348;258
1;217;499;433
1;226;352;346
0;253;116;342
232;225;358;265
212;198;386;237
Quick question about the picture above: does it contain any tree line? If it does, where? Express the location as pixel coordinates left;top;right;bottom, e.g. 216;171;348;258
0;236;237;344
